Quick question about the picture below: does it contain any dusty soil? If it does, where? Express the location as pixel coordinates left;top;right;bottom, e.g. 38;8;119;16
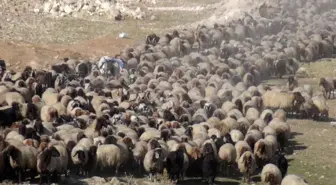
0;0;336;185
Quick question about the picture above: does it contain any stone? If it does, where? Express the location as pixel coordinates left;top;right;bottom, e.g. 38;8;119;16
88;5;96;13
101;2;111;10
109;177;120;185
64;5;73;14
43;3;53;13
150;15;156;20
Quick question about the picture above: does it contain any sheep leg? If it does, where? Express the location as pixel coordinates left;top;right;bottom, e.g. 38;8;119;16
18;169;22;184
115;166;119;177
149;173;153;181
47;172;51;185
226;164;230;177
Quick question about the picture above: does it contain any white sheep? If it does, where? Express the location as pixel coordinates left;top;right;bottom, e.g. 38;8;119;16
281;174;308;185
238;151;257;183
218;143;236;175
261;163;282;185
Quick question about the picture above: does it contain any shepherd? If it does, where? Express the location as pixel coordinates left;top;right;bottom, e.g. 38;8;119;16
98;56;125;77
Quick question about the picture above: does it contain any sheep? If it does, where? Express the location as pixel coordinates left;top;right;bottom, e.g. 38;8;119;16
95;143;122;175
37;144;68;184
319;77;334;99
238;151;257;184
3;145;38;183
132;141;148;174
166;144;186;183
262;91;305;116
273;109;287;122
143;148;164;181
41;91;60;106
235;141;252;162
218;143;236;176
71;137;95;176
0;102;23;128
202;142;218;185
254;139;272;168
261;163;282;185
287;76;298;91
270;151;288;178
268;120;290;152
40;105;58;123
230;129;244;143
311;95;329;120
281;174;308;185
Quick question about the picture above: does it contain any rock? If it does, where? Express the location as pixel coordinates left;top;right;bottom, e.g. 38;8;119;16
296;67;308;78
88;5;96;13
81;176;106;184
110;177;120;185
101;2;111;10
43;3;53;13
64;5;73;14
150;15;156;20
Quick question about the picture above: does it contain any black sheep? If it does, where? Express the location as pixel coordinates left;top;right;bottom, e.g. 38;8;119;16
202;143;218;185
166;146;185;183
270;151;288;178
0;102;22;128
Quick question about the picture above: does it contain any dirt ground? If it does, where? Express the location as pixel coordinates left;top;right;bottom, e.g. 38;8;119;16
0;0;336;184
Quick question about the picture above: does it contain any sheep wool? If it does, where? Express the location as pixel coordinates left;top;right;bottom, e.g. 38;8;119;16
261;163;282;185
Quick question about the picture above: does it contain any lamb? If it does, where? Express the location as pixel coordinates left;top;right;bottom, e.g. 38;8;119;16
261;163;282;185
3;145;38;183
281;174;308;185
238;151;257;184
143;148;164;181
37;143;68;184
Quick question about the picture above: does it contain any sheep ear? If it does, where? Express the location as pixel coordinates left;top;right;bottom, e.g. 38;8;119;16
154;152;160;159
73;151;79;157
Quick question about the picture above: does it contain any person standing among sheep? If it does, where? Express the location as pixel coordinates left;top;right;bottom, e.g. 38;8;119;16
97;56;125;78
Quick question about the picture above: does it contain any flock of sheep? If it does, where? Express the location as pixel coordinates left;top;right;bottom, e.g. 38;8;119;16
0;0;336;184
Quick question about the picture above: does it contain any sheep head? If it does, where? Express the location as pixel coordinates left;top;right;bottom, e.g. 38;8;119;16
264;172;276;184
38;146;60;172
148;139;161;150
202;143;214;156
73;150;86;162
104;135;117;145
152;148;162;162
122;137;134;150
34;120;44;134
3;145;21;168
292;92;305;108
